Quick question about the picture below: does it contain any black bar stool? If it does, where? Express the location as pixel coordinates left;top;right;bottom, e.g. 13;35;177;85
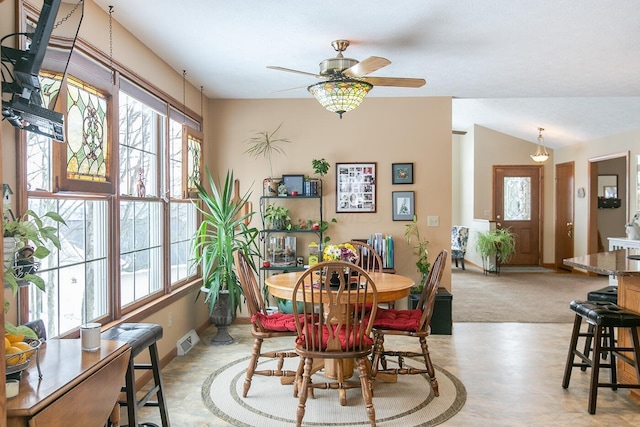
582;286;618;368
102;323;170;427
562;300;640;414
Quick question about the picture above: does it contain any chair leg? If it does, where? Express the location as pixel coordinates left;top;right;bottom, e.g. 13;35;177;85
588;325;603;414
419;336;439;396
243;337;263;397
356;357;376;427
582;324;594;371
370;333;385;377
461;258;465;270
296;357;312;427
562;314;582;388
149;342;170;427
124;356;138;427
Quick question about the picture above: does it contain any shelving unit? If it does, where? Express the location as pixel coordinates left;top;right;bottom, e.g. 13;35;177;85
258;179;323;295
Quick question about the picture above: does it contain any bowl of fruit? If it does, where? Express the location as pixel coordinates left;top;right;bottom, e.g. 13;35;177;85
5;333;43;377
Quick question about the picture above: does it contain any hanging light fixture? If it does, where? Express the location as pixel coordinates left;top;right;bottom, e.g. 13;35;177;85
530;127;549;163
307;79;372;119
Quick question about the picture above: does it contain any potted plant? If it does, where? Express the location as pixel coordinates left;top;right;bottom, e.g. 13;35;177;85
244;122;291;195
3;207;66;294
192;168;259;344
475;228;516;275
404;215;430;308
311;158;330;177
264;204;290;230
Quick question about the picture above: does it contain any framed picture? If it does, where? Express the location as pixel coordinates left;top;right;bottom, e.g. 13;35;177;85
281;174;305;196
336;163;376;213
392;163;414;184
392;191;414;221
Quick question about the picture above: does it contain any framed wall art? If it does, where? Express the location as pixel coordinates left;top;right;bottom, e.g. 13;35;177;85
336;162;376;213
282;174;305;196
392;191;414;221
392;163;414;184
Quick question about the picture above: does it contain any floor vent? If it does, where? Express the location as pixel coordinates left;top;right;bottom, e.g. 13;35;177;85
176;329;200;356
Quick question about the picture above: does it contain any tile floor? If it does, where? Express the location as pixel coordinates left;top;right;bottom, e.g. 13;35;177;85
133;322;640;426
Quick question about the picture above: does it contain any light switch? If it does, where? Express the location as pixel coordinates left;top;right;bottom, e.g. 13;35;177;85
427;215;439;227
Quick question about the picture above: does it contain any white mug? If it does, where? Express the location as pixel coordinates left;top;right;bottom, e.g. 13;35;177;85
80;323;101;351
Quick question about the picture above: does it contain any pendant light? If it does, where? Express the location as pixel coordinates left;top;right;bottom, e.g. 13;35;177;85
530;127;549;163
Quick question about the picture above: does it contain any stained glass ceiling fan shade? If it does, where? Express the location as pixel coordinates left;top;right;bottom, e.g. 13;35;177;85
307;79;373;119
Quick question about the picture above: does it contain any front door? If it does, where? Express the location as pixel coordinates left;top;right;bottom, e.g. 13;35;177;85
493;165;543;265
555;162;575;271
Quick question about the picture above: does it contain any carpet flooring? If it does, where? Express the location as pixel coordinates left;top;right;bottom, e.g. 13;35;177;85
451;266;610;323
202;354;466;426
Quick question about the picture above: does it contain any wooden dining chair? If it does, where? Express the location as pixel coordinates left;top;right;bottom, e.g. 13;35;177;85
291;261;378;427
233;250;298;398
348;240;383;273
370;249;448;396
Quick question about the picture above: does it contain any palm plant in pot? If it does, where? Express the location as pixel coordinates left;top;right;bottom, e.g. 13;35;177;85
475;228;516;275
244;122;291;196
192;169;259;344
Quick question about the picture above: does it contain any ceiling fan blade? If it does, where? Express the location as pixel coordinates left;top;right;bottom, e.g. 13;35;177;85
363;76;426;88
343;56;391;77
269;84;310;94
266;66;324;79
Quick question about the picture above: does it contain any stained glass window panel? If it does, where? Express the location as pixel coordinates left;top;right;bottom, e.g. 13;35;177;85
503;177;531;221
187;132;202;192
66;81;108;182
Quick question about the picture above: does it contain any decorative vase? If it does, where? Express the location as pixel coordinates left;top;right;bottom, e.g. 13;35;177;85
627;226;639;240
209;291;236;345
263;178;281;196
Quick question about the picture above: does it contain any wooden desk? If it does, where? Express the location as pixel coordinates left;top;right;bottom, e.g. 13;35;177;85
564;249;640;401
6;339;130;427
265;271;415;303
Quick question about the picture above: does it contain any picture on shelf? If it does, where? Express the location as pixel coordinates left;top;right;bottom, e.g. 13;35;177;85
282;174;305;196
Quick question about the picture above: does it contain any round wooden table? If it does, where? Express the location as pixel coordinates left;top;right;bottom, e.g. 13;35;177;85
265;271;415;303
265;270;414;401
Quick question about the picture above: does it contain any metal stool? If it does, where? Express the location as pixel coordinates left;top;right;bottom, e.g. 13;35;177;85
562;300;640;414
102;323;170;427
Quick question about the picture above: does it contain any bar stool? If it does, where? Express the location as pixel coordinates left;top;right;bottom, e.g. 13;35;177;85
562;300;640;414
102;323;170;427
582;286;618;369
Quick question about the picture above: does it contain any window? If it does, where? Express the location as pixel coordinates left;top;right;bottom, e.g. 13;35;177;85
22;49;201;336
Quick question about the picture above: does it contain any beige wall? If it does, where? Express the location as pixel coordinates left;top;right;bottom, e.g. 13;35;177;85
556;128;640;257
207;97;453;299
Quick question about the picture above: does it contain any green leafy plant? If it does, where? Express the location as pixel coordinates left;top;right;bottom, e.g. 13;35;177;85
264;204;291;230
3;207;66;294
192;169;260;316
244;122;291;178
475;228;517;268
311;158;330;177
404;215;430;293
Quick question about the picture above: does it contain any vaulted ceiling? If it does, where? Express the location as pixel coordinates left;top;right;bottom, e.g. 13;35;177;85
93;0;640;149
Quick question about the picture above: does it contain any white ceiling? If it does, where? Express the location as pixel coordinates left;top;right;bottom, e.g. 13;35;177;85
92;0;640;149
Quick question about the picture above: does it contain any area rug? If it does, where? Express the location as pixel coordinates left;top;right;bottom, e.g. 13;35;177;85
202;352;466;426
452;266;609;323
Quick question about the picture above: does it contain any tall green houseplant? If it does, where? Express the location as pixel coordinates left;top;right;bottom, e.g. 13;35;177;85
475;228;516;274
192;169;259;321
405;215;430;293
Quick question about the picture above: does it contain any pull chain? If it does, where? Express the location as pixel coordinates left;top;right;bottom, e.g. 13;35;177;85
108;6;114;80
182;70;187;124
53;0;83;30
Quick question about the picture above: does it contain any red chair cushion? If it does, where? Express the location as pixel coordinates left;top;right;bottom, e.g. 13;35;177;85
252;312;297;332
373;308;422;331
295;324;373;350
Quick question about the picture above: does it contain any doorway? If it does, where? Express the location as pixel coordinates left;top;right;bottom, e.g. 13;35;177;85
588;153;629;255
493;165;543;265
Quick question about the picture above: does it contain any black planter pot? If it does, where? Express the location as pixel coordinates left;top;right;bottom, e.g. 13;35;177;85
209;291;236;345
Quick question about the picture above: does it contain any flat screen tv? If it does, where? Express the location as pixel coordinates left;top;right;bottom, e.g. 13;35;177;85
1;0;83;142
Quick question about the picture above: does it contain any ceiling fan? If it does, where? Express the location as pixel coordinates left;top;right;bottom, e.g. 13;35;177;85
267;40;426;118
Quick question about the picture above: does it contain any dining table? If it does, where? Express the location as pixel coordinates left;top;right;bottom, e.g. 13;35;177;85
265;270;415;385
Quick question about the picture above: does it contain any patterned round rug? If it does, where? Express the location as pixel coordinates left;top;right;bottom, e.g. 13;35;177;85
202;351;466;426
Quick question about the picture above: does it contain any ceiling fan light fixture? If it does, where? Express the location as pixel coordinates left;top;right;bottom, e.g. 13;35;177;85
530;127;549;163
307;79;372;119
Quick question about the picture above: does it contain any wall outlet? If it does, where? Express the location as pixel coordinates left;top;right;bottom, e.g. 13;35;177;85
427;215;439;227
